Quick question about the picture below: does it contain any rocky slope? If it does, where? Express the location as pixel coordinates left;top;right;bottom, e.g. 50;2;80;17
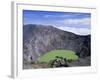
23;24;91;64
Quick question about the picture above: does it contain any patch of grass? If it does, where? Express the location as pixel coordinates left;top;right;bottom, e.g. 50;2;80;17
38;50;78;63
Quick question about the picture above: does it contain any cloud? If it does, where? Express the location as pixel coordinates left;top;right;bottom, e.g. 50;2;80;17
54;26;90;35
65;18;90;25
56;18;91;28
42;16;91;35
44;14;78;18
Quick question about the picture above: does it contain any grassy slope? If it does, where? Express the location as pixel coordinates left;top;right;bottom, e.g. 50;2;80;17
38;50;78;63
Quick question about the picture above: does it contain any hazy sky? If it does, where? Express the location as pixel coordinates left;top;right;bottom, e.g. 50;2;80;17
23;10;91;35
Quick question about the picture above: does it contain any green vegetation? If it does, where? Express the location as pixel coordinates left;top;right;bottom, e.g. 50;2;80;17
38;50;78;63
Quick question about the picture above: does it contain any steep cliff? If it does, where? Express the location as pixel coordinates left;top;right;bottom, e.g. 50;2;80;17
23;24;91;63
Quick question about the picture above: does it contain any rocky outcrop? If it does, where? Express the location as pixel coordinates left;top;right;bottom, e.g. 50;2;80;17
23;24;91;63
68;57;91;66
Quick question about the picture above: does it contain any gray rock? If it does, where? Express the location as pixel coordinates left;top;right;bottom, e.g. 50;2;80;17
67;57;91;66
23;24;91;63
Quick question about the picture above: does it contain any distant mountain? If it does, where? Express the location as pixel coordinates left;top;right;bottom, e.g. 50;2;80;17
23;24;91;63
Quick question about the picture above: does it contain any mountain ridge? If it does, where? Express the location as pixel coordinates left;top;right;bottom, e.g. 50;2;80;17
24;24;90;36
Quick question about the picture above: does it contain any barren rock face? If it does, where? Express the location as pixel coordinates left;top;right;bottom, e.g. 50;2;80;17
23;24;91;63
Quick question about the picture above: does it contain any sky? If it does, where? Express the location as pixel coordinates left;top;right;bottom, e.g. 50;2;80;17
23;10;91;35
